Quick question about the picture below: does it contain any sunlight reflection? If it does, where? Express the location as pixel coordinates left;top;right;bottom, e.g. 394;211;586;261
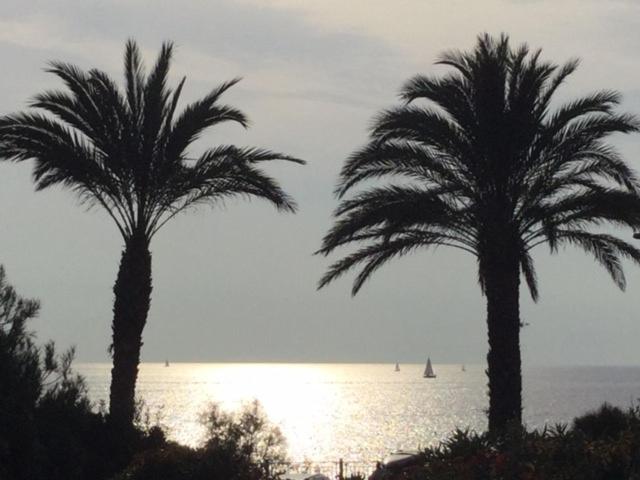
79;363;488;461
77;363;640;463
184;363;343;457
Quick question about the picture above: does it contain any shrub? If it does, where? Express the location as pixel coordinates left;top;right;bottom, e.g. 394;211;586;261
0;266;120;480
117;400;288;480
201;399;288;478
386;411;640;480
572;403;634;440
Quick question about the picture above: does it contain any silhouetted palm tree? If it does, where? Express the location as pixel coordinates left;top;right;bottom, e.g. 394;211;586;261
318;34;640;434
0;40;304;432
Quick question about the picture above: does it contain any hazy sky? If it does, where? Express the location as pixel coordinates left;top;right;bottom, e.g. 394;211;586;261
1;0;639;365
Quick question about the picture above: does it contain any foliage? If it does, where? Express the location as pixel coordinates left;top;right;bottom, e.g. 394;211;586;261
317;31;640;433
201;399;288;476
376;405;640;480
0;38;305;431
318;32;640;296
572;402;637;440
0;40;304;243
0;265;116;480
116;400;288;480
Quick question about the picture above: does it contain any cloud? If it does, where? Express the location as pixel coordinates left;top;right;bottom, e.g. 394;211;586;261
0;0;409;112
239;0;640;93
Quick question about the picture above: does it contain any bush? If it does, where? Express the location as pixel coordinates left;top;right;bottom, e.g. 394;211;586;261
572;403;636;440
116;400;288;480
0;266;121;480
377;409;640;480
0;265;289;480
201;399;288;478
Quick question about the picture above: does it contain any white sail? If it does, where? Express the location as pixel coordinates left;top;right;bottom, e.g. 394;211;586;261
423;357;436;378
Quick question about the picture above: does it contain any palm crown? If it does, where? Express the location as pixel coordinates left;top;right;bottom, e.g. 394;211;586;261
0;40;303;241
319;34;640;299
0;39;304;431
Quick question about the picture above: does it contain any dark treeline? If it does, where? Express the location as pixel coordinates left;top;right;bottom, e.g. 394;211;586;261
1;33;640;479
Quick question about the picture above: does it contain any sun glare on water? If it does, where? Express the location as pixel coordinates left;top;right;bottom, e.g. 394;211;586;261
80;362;486;462
176;363;343;455
78;363;640;463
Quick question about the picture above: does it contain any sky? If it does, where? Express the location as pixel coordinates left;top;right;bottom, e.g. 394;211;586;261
0;0;639;365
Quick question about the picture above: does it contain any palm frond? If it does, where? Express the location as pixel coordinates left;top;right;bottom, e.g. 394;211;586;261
545;91;622;134
0;112;134;236
141;41;173;163
337;139;474;199
525;188;640;244
555;230;640;290
44;62;108;142
520;249;539;301
536;58;579;113
124;39;145;122
147;145;302;236
319;234;441;295
371;105;472;162
159;76;186;144
164;79;246;160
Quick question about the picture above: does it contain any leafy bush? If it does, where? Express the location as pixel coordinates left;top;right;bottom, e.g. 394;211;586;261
0;266;123;480
0;264;287;480
201;399;288;477
377;407;640;480
116;400;288;480
572;403;637;440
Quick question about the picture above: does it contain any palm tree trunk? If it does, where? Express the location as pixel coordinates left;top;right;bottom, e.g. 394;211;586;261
108;231;152;434
483;245;522;435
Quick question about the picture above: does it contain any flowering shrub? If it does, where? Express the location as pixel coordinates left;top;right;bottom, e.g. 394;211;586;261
385;405;640;480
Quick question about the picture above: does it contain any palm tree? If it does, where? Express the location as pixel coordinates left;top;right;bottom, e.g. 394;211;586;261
318;34;640;434
0;40;304;432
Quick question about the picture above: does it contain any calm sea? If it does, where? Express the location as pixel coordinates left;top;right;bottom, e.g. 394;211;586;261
76;363;640;464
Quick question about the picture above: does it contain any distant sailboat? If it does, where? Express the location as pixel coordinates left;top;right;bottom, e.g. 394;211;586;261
395;362;400;372
423;357;436;378
165;359;170;367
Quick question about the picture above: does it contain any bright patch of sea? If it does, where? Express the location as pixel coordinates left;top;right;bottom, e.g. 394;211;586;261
76;363;640;464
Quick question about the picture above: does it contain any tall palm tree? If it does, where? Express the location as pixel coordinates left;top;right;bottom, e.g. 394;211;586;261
0;40;304;432
318;34;640;434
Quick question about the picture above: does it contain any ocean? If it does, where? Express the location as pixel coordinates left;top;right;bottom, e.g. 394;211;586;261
76;363;640;465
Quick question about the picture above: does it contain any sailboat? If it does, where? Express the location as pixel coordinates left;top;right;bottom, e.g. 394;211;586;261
394;362;400;372
423;357;436;378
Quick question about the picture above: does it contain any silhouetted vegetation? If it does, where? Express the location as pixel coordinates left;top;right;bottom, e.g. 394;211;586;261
0;39;304;433
0;265;188;479
114;400;288;480
370;405;640;479
0;263;290;479
3;29;640;480
572;403;633;441
318;33;640;434
0;266;121;480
